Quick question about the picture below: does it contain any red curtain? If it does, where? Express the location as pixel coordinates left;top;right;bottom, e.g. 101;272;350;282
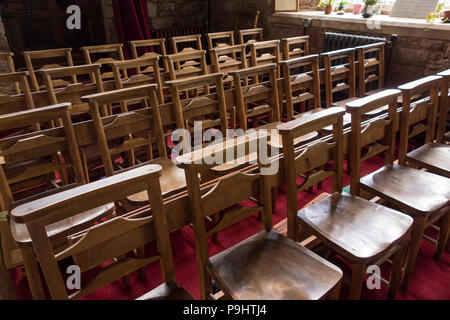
112;0;152;59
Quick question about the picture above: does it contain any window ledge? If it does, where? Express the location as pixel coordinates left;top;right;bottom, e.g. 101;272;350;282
269;11;450;41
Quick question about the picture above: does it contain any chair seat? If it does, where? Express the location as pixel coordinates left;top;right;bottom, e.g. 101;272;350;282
407;144;450;178
297;193;413;263
11;202;115;245
208;229;342;300
126;158;186;204
137;282;194;300
359;164;450;216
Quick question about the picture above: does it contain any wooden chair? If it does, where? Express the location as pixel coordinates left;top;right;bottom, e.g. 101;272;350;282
279;54;321;121
249;40;281;78
399;74;449;178
0;53;20;94
9;164;193;300
129;38;169;71
322;48;356;109
348;88;450;292
170;34;203;70
210;44;248;84
81;44;128;80
176;131;343;300
81;84;187;202
0;72;38;130
110;57;165;106
38;64;106;121
166;73;229;141
238;28;263;45
281;36;310;61
436;70;450;145
230;64;280;131
282;105;413;300
357;42;385;97
23;48;76;92
0;103;115;299
206;31;235;51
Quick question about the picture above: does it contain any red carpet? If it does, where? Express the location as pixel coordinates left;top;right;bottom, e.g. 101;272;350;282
9;155;450;300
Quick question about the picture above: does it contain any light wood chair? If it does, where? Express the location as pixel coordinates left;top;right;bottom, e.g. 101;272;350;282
238;28;263;45
23;48;76;92
206;31;235;51
399;74;449;178
230;64;280;131
249;40;281;78
110;57;165;105
347;87;450;292
357;42;385;97
170;34;203;70
81;84;187;203
166;73;229;141
282;105;413;300
129;38;169;71
210;44;248;85
0;72;38;129
9;164;193;300
281;36;310;61
81;44;128;80
176;131;343;300
279;54;321;121
38;64;105;122
436;69;450;145
0;103;115;299
0;53;20;94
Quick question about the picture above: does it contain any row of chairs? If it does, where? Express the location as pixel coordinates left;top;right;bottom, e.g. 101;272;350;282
0;63;448;300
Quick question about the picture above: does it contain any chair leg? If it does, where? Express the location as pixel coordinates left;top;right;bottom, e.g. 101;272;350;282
327;281;341;300
271;186;278;214
21;246;45;300
402;216;427;291
434;210;450;260
349;263;367;300
388;240;408;300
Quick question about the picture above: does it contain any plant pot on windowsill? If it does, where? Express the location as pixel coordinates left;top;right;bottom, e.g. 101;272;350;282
325;6;333;14
362;5;376;18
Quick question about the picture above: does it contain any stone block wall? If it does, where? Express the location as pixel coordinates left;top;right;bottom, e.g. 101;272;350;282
0;16;11;73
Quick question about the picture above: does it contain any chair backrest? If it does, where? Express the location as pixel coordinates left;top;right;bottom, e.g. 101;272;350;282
397;76;442;165
210;44;248;78
437;69;449;144
23;48;75;92
281;36;310;61
175;130;270;299
357;42;385;97
238;28;263;45
81;44;127;80
128;38;169;71
81;84;166;177
206;31;235;50
346;89;401;195
231;64;280;131
110;57;165;105
0;72;38;129
279;54;321;120
0;103;85;211
166;73;228;140
249;40;281;78
38;64;106;121
321;48;356;107
9;164;175;300
278;107;345;239
0;53;20;94
163;51;209;82
171;34;203;53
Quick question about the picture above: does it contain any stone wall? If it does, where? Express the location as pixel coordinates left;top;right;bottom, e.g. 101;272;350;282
0;16;11;72
102;0;209;44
